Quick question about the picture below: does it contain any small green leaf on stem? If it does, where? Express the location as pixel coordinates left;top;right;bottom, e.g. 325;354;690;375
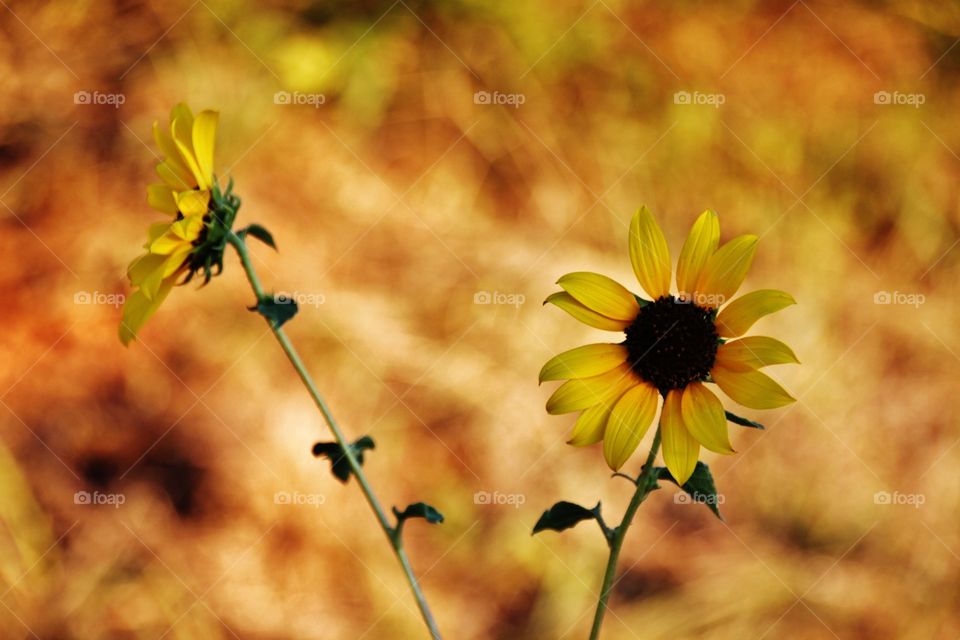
238;224;277;250
312;435;376;484
533;501;602;535
725;411;765;430
250;294;298;328
656;462;724;520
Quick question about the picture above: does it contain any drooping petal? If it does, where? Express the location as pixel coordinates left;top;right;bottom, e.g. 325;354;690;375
556;272;640;321
711;366;795;409
119;279;174;346
161;246;192;278
629;206;671;299
715;336;800;372
680;383;734;454
545;365;634;415
602;381;659;470
715;289;796;338
147;184;177;215
696;235;758;307
156;161;193;190
191;110;219;189
660;389;700;485
568;398;618;446
175;189;210;216
544;292;631;331
676;209;719;299
127;253;167;301
539;343;628;383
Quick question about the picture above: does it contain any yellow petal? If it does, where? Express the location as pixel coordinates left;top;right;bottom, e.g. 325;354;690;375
680;383;734;454
540;343;628;383
715;289;796;338
191;110;219;190
119;279;174;346
153;121;196;188
545;364;634;415
676;209;719;299
660;389;700;484
568;399;617;447
712;366;795;409
715;336;800;372
696;235;758;307
629;206;671;299
557;272;639;321
544;292;631;331
156;161;193;190
147;184;177;215
161;246;192;278
172;114;208;190
127;252;165;285
602;381;659;470
175;189;210;216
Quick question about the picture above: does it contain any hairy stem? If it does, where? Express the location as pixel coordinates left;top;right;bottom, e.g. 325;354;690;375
588;428;662;640
227;232;441;639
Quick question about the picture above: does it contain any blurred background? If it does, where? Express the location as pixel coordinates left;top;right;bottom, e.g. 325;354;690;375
0;0;958;637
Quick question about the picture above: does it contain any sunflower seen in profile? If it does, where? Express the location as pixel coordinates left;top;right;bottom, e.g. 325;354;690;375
540;207;798;484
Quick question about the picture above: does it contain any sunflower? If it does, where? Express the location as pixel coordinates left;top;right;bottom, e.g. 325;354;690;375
119;103;224;346
540;207;798;484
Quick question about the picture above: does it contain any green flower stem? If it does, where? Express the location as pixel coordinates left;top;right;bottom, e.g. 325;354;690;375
588;428;662;640
227;232;442;640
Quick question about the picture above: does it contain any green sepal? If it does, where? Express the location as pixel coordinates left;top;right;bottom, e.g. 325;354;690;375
657;462;724;520
725;411;765;430
311;435;376;484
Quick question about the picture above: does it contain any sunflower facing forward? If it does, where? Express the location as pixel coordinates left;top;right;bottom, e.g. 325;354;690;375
540;207;798;484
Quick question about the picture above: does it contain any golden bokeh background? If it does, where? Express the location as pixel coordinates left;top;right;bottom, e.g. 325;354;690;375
1;1;958;638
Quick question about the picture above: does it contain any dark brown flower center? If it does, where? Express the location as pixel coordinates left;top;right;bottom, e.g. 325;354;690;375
624;295;719;394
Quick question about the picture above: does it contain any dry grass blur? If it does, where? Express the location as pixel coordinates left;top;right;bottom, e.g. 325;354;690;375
1;0;959;638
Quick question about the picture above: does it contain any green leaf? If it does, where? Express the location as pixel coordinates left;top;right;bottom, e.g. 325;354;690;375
393;502;445;525
657;462;724;520
533;501;600;535
311;436;376;484
250;294;298;328
239;224;277;250
725;411;765;430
